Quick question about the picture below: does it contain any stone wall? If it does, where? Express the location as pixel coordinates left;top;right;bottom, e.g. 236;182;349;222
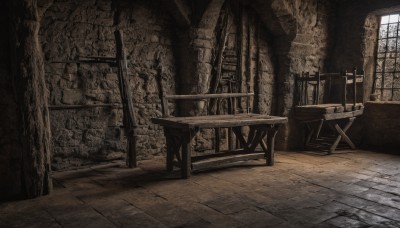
329;0;400;148
41;0;177;170
0;0;355;180
362;102;400;150
330;0;400;101
287;0;337;149
41;0;338;167
253;0;337;149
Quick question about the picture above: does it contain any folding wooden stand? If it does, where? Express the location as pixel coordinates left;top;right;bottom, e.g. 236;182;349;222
294;68;364;154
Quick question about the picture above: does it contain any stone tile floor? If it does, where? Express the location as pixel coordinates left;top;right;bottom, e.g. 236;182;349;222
1;150;400;227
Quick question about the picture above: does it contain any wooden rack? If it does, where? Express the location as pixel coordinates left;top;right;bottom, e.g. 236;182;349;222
294;67;365;154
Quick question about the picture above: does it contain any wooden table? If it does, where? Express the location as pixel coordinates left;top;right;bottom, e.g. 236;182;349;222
152;113;287;178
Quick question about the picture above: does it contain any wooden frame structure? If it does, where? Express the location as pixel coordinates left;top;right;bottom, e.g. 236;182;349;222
152;93;287;178
50;30;138;168
294;67;365;154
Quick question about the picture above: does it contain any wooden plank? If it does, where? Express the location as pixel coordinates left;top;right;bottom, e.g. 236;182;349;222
296;104;341;114
323;109;363;120
192;149;259;162
154;113;277;122
192;153;265;171
152;115;288;129
49;104;122;110
165;93;254;100
175;116;287;127
295;108;363;122
297;105;350;114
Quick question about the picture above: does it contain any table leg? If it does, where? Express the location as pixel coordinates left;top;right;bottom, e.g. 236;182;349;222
249;127;265;152
232;127;249;150
181;129;193;179
165;129;174;172
266;125;280;166
214;128;220;152
330;117;356;154
305;123;315;145
315;119;324;139
247;126;256;146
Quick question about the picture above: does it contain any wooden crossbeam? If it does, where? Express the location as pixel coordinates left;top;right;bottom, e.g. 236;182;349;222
329;117;356;154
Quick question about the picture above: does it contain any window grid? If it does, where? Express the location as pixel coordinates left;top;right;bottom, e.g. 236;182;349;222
374;13;400;101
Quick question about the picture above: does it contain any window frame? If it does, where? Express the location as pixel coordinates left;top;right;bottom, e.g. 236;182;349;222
374;13;400;101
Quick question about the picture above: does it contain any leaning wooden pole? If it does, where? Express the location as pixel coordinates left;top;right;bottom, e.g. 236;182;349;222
115;30;138;168
11;0;52;198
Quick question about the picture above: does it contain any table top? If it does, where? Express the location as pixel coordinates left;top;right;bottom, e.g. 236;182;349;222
151;113;288;129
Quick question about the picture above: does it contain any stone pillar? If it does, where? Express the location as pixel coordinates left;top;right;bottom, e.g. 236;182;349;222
10;0;52;198
177;0;225;116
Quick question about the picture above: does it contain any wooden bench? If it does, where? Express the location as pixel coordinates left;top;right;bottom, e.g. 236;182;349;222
151;93;287;178
294;68;364;154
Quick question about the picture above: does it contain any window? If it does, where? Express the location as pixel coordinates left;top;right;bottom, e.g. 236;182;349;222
374;13;400;101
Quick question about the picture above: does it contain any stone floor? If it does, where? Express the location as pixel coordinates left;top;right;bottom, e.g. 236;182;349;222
1;150;400;227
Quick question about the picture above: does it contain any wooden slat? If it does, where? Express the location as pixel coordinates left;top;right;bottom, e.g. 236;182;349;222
295;103;364;115
192;153;265;171
49;104;122;110
295;109;364;122
152;115;288;129
160;113;269;121
323;110;363;120
165;93;254;100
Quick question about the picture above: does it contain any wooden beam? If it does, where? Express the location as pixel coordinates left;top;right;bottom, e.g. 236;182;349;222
192;153;265;171
115;30;138;168
49;104;122;110
165;93;254;100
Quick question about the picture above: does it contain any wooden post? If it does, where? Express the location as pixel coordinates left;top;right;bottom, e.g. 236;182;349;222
342;70;347;112
236;2;244;111
209;1;230;114
11;0;52;198
181;130;193;179
266;125;280;166
353;67;357;109
316;71;320;105
115;30;138;168
305;72;309;105
155;58;170;117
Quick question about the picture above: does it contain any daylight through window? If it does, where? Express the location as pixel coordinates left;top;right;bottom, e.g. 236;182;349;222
374;13;400;101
